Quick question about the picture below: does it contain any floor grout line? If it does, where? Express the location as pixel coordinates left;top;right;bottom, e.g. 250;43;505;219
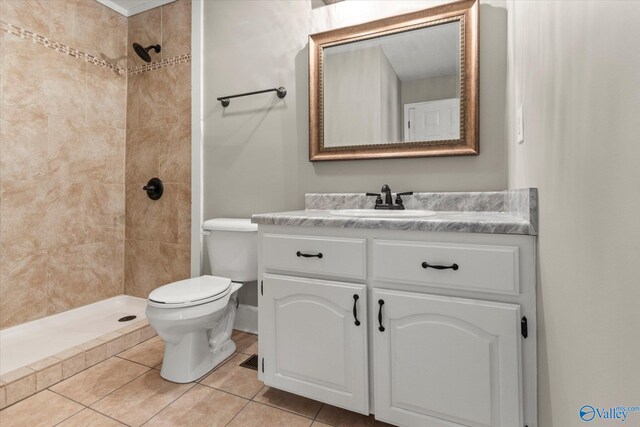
81;362;152;409
223;397;251;427
46;396;85;427
47;388;91;408
137;381;197;426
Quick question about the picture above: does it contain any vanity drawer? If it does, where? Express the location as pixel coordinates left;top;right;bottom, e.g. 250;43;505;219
373;240;519;295
263;234;366;280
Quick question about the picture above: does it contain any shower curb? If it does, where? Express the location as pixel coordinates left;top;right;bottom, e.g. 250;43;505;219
0;320;157;409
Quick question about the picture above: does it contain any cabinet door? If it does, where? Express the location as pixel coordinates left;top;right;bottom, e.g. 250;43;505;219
261;274;368;413
373;289;522;427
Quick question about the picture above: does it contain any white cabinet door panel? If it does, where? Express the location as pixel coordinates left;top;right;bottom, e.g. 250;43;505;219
373;289;522;427
261;274;369;414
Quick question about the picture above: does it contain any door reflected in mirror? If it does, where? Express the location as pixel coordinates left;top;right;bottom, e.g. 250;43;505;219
309;0;478;161
323;21;461;147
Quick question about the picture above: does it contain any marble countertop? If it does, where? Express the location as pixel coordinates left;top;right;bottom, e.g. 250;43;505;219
251;189;538;236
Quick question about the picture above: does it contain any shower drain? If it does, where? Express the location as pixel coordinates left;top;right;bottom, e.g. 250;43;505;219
118;315;137;322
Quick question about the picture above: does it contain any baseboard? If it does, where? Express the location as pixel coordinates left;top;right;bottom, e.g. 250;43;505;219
234;304;258;335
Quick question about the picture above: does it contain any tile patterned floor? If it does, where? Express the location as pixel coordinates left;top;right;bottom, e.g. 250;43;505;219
0;330;394;427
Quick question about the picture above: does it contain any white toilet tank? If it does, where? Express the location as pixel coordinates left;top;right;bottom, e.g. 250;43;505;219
202;218;258;282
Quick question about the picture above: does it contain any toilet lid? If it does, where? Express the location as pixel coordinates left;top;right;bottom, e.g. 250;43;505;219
149;275;232;306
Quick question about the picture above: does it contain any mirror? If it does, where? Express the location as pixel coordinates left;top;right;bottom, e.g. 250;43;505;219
309;0;478;161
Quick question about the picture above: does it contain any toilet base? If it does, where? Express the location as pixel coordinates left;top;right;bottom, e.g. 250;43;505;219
160;334;236;383
149;283;243;383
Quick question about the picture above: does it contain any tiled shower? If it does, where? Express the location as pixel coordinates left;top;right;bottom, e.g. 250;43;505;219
0;0;192;329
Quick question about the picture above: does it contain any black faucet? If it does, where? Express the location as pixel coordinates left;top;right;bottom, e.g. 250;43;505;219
381;184;393;205
367;185;413;210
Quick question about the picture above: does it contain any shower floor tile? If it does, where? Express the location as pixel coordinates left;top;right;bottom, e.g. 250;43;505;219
0;331;395;426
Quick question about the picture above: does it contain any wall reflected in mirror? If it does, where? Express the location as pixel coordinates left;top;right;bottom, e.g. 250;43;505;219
323;21;461;148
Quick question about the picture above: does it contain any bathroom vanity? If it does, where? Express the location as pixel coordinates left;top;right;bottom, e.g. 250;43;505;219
252;190;537;427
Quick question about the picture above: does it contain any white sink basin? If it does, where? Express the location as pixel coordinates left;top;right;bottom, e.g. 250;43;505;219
328;209;436;218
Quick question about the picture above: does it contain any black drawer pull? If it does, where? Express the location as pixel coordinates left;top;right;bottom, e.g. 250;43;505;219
378;299;385;332
296;251;323;259
422;261;458;270
352;295;361;326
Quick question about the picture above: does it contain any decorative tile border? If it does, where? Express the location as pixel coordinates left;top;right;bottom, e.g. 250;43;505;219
0;19;190;76
0;319;157;409
128;53;191;75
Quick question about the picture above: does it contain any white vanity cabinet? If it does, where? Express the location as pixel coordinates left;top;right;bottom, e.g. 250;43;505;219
257;226;536;427
372;289;521;426
260;274;369;413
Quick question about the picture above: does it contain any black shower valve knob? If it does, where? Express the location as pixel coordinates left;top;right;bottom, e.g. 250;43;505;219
143;177;164;200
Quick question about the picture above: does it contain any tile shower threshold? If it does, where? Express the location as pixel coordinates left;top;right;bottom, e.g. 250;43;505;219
0;295;157;409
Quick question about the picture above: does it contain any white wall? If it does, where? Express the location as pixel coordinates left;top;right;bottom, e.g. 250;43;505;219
202;1;507;304
202;0;508;219
400;74;458;106
324;46;383;146
508;1;640;425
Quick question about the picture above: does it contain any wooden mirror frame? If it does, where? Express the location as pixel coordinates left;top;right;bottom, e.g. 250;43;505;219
309;0;478;161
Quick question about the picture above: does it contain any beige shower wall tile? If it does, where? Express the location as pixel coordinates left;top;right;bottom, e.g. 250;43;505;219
159;123;190;184
175;61;192;124
44;181;124;249
126;182;178;242
41;48;87;121
87;65;127;129
125;239;160;298
2;35;84;118
44;182;87;248
178;184;191;244
48;117;124;184
76;0;127;61
47;240;122;314
49;0;127;62
126;125;180;184
0;0;51;36
0;105;48;181
49;0;81;46
128;7;162;67
0;244;47;329
161;0;191;58
129;65;187;128
0;180;49;253
0;33;50;115
83;183;126;242
158;242;190;286
126;72;141;127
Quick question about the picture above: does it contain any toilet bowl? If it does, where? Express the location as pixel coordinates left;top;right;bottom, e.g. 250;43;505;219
146;218;257;383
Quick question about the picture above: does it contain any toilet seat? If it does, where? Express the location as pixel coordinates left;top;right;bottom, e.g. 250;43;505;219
148;275;232;308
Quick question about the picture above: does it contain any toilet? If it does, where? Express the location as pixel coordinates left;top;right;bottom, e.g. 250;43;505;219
146;218;257;383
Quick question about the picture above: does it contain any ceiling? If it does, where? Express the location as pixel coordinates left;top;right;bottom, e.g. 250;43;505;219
325;21;460;81
95;0;175;17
